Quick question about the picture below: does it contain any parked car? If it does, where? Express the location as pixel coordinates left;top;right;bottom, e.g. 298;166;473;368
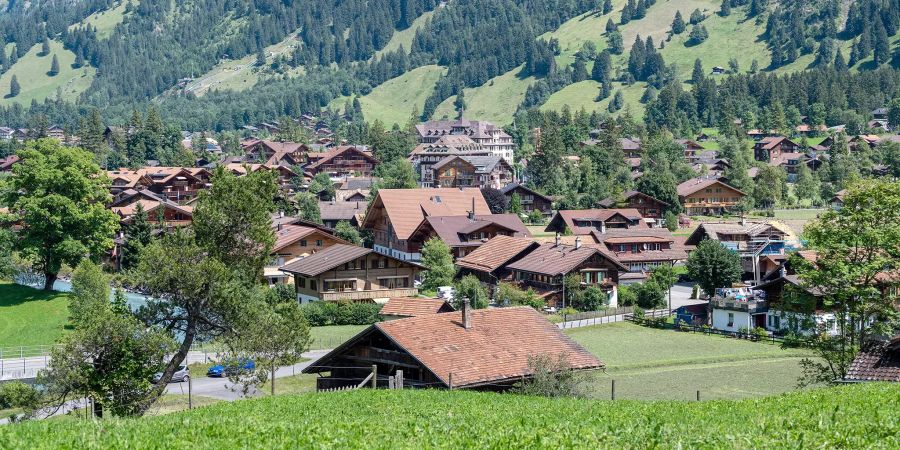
152;365;190;383
206;359;256;378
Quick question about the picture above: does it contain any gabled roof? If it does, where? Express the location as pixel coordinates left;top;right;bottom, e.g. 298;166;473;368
109;189;194;220
380;297;455;317
507;242;627;275
432;155;507;174
363;188;491;241
597;190;670;208
455;235;540;273
415;214;530;247
279;244;373;276
676;178;746;197
499;183;552;201
306;146;377;170
272;225;346;252
547;209;647;235
318;201;367;222
846;336;900;382
305;307;602;388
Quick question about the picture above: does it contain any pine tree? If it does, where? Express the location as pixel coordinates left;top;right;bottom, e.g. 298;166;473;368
9;46;17;65
608;90;624;112
606;18;617;33
41;37;50;56
689;9;704;24
602;0;613;14
120;203;153;270
49;54;60;76
74;50;85;69
8;75;19;98
874;22;890;66
256;47;267;67
634;0;647;19
833;49;848;71
691;58;705;84
592;50;612;84
607;30;624;54
719;0;731;16
572;58;589;82
672;11;686;34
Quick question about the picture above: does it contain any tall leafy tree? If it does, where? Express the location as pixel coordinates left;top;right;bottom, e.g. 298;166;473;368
687;239;742;320
421;237;455;291
4;140;119;290
296;191;322;224
334;220;362;245
120;202;153;271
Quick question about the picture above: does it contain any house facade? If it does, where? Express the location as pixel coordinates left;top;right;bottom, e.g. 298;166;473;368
499;183;553;218
753;136;801;162
305;146;378;178
408;135;492;187
279;244;422;303
431;155;513;189
406;213;531;260
590;228;688;274
676;178;746;216
545;209;647;236
598;191;670;220
685;221;793;282
415;119;515;162
266;224;350;285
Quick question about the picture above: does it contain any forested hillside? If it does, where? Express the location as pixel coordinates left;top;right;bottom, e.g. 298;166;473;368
0;0;899;130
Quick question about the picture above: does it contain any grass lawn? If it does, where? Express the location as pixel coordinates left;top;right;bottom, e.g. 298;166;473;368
433;64;536;126
0;41;96;107
69;1;134;39
145;394;222;417
341;65;446;127
0;282;70;348
310;325;367;350
260;373;319;396
374;9;436;58
566;322;814;400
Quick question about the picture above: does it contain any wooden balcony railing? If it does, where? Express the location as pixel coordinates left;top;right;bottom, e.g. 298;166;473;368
320;287;418;301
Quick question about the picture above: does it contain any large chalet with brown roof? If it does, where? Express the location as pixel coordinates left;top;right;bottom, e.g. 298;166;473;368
265;223;350;285
124;167;211;204
305;145;378;178
598;191;670;220
415;119;515;162
753;136;801;162
303;306;603;390
109;189;193;229
319;200;367;228
279;243;422;303
456;236;540;291
409;135;492;187
676;178;746;215
499;183;553;218
507;238;627;308
242;140;308;166
589;228;688;275
407;213;530;260
224;163;299;191
363;188;492;261
431;155;513;189
545;209;647;236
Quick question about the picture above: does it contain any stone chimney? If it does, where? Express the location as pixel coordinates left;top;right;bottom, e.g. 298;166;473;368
575;236;582;249
462;298;472;330
555;232;561;247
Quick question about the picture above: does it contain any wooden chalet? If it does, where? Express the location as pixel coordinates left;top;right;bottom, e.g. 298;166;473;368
506;238;627;308
279;244;422;303
676;178;746;216
407;213;530;260
302;306;603;390
318;200;367;228
241;140;308;166
545;209;647;236
499;183;553;218
266;224;350;285
305;146;378;178
408;135;492;187
753;136;801;162
107;170;153;195
109;189;193;229
455;235;540;293
431;155;513;189
363;188;491;261
589;228;688;274
597;190;670;220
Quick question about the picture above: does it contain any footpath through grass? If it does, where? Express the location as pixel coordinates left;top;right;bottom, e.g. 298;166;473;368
0;282;70;348
2;384;896;448
566;322;814;400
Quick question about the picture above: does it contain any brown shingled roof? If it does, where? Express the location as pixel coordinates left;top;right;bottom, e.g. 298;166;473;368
455;235;540;273
507;242;627;275
676;178;746;196
416;214;530;248
363;188;491;240
376;307;603;387
272;225;346;252
278;244;373;276
845;336;900;382
380;297;455;317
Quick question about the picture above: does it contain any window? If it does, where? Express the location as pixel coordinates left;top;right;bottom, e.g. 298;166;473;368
300;240;307;247
309;279;317;291
324;280;356;292
727;313;734;327
631;244;639;253
316;239;323;247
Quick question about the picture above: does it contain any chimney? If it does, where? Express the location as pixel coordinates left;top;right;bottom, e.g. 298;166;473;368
462;299;471;330
600;221;607;234
575;236;582;249
740;217;746;227
555;232;561;247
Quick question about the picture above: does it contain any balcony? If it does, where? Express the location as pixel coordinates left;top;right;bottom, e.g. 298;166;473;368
711;297;768;313
320;287;418;301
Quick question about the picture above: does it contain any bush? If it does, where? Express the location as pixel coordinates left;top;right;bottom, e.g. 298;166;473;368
632;306;645;320
618;285;637;306
527;210;545;225
781;331;805;348
300;301;382;326
0;382;40;410
751;327;768;340
634;282;665;309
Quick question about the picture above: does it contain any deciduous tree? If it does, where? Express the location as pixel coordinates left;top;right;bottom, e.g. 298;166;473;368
421;237;455;291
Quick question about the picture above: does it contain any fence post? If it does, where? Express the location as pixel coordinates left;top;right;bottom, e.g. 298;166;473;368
188;374;193;410
388;376;395;389
397;370;404;389
696;390;700;401
371;365;377;389
611;379;616;400
449;372;453;390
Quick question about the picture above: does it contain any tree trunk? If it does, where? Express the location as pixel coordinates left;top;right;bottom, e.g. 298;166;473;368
43;272;58;291
93;399;103;418
137;317;197;415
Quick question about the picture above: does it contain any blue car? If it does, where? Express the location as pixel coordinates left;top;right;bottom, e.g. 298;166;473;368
207;359;255;377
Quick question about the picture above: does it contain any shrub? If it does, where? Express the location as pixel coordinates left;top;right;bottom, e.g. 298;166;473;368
618;285;637;306
300;301;382;326
781;331;805;348
0;382;40;410
632;306;645;320
751;327;769;340
513;353;587;398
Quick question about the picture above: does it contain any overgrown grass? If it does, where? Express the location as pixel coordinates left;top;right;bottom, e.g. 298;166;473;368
432;65;536;126
69;1;135;39
0;282;70;348
374;9;437;58
2;384;896;448
335;65;447;126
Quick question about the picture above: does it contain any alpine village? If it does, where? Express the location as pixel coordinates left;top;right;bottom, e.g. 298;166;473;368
0;0;898;448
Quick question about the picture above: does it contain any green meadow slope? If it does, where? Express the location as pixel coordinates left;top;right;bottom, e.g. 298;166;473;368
0;41;95;107
1;384;896;448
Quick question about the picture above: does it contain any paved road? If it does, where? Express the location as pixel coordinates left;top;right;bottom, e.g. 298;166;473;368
557;283;706;330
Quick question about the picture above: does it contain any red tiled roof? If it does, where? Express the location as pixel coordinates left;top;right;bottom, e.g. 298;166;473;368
676;178;746;196
845;336;900;382
455;235;540;273
273;225;341;252
375;307;603;387
363;188;491;240
380;297;454;317
507;241;627;275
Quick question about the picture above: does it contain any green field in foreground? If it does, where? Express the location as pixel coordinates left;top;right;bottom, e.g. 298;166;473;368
0;282;70;348
567;322;814;400
309;324;367;350
2;384;896;448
